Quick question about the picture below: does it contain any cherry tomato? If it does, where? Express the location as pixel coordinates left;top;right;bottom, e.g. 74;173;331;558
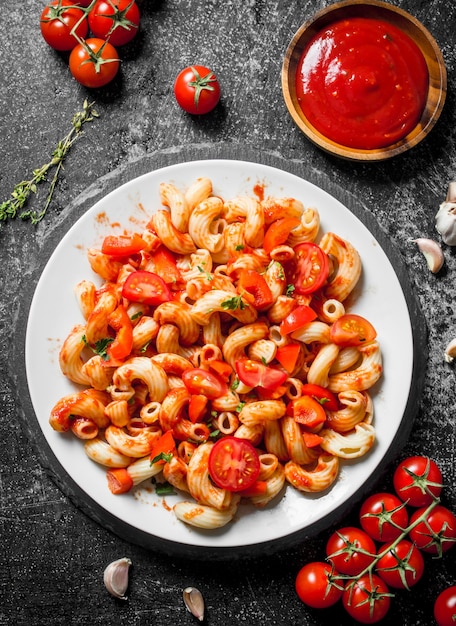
208;436;260;492
434;586;456;626
101;233;146;257
236;269;274;311
375;539;424;590
148;247;183;285
295;562;342;609
393;456;443;507
182;368;228;399
263;217;301;254
289;394;327;429
300;383;339;411
330;314;377;347
235;358;287;391
72;0;93;5
122;270;172;305
88;0;140;47
409;505;456;556
342;575;391;624
326;527;376;576
279;304;317;335
359;492;409;542
286;242;329;295
174;65;221;115
69;38;120;88
40;0;88;51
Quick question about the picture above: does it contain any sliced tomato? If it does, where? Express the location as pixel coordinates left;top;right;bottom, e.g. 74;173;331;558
182;368;228;399
208;436;261;492
122;270;172;305
148;247;183;285
301;383;339;411
237;480;268;497
302;431;324;448
263;217;301;254
287;242;329;295
106;468;133;494
208;359;233;382
330;314;377;347
106;305;133;361
279;305;317;335
235;358;288;391
275;343;301;373
188;394;208;423
101;233;147;257
257;384;287;400
149;430;176;463
290;395;327;429
237;269;274;310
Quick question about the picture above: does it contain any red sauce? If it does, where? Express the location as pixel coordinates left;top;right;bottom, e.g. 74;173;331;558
296;17;429;149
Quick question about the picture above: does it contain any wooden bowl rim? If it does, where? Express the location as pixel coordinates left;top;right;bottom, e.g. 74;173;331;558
282;0;447;161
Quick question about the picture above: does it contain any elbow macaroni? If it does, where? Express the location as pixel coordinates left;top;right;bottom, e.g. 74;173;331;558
50;177;383;530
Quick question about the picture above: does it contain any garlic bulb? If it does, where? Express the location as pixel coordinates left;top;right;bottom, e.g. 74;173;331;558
414;238;444;273
103;557;132;600
183;586;205;622
435;182;456;245
444;338;456;363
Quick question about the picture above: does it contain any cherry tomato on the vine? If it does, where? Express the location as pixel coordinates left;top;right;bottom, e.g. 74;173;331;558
208;436;260;492
40;0;88;51
409;504;456;556
174;65;221;115
88;0;141;47
72;0;93;5
434;586;456;626
69;38;120;88
375;539;424;590
393;455;443;507
342;574;391;624
295;561;343;609
359;492;409;542
326;527;376;576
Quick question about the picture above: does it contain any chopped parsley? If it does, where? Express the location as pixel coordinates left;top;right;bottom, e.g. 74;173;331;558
221;295;246;311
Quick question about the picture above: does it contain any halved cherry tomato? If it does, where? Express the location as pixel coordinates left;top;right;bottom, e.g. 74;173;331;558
208;359;233;382
330;314;377;347
235;359;287;391
106;468;133;494
149;430;176;463
287;242;329;295
263;217;301;254
188;394;208;423
279;305;317;335
122;270;172;305
237;269;274;311
101;233;147;257
208;436;260;492
290;395;327;429
275;343;300;373
301;383;339;411
148;247;183;285
182;368;228;399
106;304;133;361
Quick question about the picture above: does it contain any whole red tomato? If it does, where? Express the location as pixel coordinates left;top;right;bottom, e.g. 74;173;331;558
174;65;221;115
88;0;140;46
359;492;409;542
326;526;376;576
434;586;456;626
72;0;93;5
342;575;391;624
393;455;443;507
295;561;342;609
69;38;120;88
375;539;424;589
409;504;456;556
40;0;88;51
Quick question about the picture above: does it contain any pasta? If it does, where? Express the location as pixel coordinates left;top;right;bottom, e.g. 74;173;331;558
49;177;383;531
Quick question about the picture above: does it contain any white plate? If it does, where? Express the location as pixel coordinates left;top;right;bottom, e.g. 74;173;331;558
25;159;413;550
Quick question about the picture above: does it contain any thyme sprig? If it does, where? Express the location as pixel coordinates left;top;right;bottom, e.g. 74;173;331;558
0;100;99;225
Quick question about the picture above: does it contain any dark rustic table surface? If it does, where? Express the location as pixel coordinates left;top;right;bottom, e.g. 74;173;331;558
1;1;456;625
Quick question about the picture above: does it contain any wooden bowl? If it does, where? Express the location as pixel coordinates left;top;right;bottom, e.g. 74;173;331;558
282;0;447;161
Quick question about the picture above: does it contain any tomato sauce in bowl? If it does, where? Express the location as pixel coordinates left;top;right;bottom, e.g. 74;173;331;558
295;17;429;150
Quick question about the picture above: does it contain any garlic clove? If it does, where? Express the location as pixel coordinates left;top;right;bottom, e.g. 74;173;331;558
446;181;456;202
414;238;444;273
103;557;132;600
435;200;456;245
444;338;456;363
183;586;205;622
